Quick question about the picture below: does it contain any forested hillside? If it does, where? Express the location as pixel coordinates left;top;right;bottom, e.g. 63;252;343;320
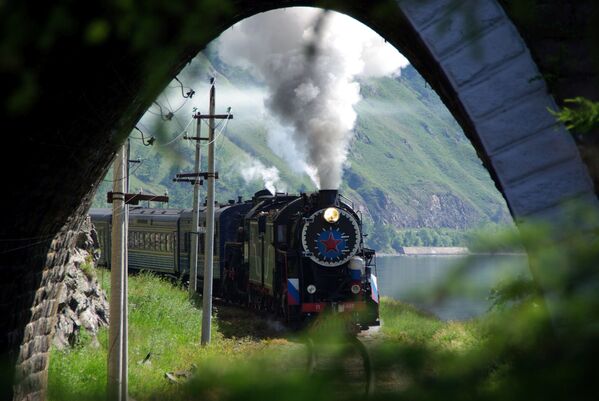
93;49;511;252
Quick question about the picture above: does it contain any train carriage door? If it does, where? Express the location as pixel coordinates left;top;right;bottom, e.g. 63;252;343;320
214;219;220;280
264;222;275;293
172;230;179;274
249;220;261;285
258;215;266;287
182;231;190;275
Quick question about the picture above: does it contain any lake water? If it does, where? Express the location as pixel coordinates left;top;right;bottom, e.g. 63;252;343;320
375;254;530;320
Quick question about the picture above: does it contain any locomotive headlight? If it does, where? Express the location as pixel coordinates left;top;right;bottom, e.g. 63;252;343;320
351;284;361;294
307;284;317;294
323;207;340;223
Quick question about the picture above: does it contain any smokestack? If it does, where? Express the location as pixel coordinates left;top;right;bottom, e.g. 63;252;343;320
318;189;338;208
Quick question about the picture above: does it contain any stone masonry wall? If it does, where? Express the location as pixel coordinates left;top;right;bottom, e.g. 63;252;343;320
9;205;90;401
1;1;597;400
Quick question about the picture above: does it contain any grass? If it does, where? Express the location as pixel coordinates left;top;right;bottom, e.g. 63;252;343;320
48;271;301;401
50;209;599;401
48;272;485;401
379;296;481;351
80;254;95;280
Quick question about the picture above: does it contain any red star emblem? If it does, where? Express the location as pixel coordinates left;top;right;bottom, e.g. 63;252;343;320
320;232;342;253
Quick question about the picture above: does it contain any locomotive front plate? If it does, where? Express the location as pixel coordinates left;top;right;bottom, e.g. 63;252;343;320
301;208;360;267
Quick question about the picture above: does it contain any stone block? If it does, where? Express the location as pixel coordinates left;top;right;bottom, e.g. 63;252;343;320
18;342;32;362
474;92;561;154
522;193;599;225
503;159;595;216
32;318;52;337
16;371;45;395
42;299;56;317
31;353;47;373
23;339;34;361
22;335;50;360
45;253;55;266
420;0;504;58
491;128;582;185
443;22;525;87
23;323;34;343
397;0;455;29
33;287;46;305
30;305;42;322
459;51;547;119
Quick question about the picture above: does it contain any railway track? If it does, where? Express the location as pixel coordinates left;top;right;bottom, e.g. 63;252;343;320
212;301;378;396
305;334;375;396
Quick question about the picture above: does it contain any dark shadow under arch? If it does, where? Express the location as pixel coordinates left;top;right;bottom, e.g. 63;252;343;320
1;1;596;400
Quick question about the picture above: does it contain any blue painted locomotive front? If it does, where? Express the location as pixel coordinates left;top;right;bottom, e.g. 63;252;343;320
89;190;379;330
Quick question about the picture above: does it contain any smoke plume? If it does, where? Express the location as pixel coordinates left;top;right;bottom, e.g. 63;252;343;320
239;159;286;194
216;7;408;189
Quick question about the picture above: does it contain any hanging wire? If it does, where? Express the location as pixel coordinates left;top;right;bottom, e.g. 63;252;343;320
206;107;232;146
172;109;193;133
0;237;56;255
214;121;228;161
133;126;155;146
102;160;145;183
174;77;195;98
152;101;174;121
0;233;57;242
162;91;189;116
152;117;194;148
163;93;175;115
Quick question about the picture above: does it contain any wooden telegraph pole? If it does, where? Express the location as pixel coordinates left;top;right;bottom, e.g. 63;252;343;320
202;79;217;346
182;115;203;296
201;78;232;345
173;113;208;297
108;144;128;401
172;78;231;345
107;142;169;401
189;118;202;296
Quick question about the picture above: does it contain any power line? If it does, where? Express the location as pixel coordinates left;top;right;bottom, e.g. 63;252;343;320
0;237;54;255
133;126;155;146
151;101;174;121
102;116;193;184
174;77;195;99
205;108;232;146
103;161;145;183
152;117;194;148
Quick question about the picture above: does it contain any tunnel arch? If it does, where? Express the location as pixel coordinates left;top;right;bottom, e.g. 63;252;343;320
2;1;597;400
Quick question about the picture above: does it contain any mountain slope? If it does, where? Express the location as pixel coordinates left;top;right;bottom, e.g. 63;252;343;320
93;51;511;251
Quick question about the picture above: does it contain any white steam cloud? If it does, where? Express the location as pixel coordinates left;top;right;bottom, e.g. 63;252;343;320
216;7;409;189
239;159;287;194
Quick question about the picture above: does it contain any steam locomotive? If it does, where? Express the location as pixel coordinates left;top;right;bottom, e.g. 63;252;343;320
90;189;379;329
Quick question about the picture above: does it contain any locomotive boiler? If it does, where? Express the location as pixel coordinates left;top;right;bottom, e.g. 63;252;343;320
90;189;379;329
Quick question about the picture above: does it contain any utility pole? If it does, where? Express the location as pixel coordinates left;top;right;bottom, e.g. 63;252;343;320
189;116;202;296
173;113;207;297
202;78;217;346
108;144;128;401
172;78;232;345
122;139;130;400
107;139;168;401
